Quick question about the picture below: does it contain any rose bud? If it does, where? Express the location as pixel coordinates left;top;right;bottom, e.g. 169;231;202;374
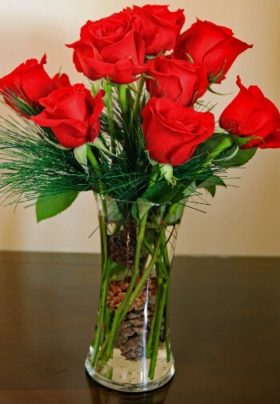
0;55;70;114
146;55;208;106
219;77;280;148
142;97;215;166
175;20;252;83
132;5;185;55
67;9;145;84
32;85;104;148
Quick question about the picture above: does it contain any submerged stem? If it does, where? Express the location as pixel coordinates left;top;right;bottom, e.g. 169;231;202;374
97;212;149;362
90;212;109;366
148;281;168;380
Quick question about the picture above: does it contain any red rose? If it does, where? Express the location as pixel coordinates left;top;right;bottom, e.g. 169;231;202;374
175;20;252;83
142;97;215;166
146;56;208;106
31;85;104;148
259;128;280;149
132;5;185;55
67;10;145;84
219;77;280;148
0;55;70;112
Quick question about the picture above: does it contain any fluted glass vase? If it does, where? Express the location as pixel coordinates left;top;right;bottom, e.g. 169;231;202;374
85;194;184;392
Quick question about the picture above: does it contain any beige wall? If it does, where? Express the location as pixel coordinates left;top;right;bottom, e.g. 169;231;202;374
0;0;279;256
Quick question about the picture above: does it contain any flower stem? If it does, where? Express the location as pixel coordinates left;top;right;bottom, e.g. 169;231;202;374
118;84;128;115
86;150;110;365
90;211;110;366
146;269;163;359
161;234;172;362
87;145;101;178
104;81;116;153
148;281;168;380
97;212;149;362
133;75;145;119
102;232;164;363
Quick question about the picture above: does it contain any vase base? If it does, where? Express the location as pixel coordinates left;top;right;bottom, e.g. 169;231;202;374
85;347;175;393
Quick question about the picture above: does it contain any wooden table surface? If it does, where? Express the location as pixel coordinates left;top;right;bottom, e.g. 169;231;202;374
0;252;280;404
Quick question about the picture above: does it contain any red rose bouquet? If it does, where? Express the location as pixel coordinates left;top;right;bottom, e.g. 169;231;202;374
0;4;279;393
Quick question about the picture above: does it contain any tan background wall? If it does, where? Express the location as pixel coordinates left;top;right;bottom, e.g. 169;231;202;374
0;0;279;256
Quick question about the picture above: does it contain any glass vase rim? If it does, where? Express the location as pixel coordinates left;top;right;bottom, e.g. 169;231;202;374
94;192;176;208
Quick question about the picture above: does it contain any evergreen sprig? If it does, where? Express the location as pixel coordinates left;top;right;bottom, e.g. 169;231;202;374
0;110;91;205
0;79;255;216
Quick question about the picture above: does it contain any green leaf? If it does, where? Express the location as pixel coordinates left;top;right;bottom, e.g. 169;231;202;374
74;144;88;168
216;147;257;168
36;191;79;222
231;135;254;147
198;175;227;189
143;181;185;204
159;164;177;186
132;197;154;221
205;185;217;197
183;182;196;198
198;175;226;198
197;133;234;164
165;202;185;225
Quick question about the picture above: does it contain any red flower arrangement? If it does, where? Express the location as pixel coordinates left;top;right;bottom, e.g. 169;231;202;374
0;5;279;163
0;4;279;392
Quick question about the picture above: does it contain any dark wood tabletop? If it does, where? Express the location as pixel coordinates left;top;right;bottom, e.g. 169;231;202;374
0;252;280;404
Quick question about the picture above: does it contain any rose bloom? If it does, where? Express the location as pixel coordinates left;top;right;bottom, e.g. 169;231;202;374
32;84;104;148
67;9;145;84
219;77;280;148
146;55;208;106
142;97;215;166
175;20;252;83
132;5;185;55
0;55;70;113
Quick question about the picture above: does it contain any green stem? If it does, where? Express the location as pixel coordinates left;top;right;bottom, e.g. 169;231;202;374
118;84;128;115
86;148;110;365
133;75;145;119
147;269;163;359
164;280;171;362
87;145;101;177
101;227;165;363
124;231;164;311
148;281;168;380
104;81;116;153
146;219;173;376
96;212;149;362
91;213;110;366
161;230;172;362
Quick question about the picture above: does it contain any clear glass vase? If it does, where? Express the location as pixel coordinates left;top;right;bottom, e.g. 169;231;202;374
85;195;184;392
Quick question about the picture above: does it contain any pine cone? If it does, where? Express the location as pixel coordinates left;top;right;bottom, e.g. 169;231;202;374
107;278;157;311
117;306;153;360
117;304;166;360
108;225;137;269
107;278;165;361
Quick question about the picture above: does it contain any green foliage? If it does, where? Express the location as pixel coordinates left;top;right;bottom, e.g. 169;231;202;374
0;114;91;205
165;202;185;225
36;191;79;222
197;175;227;197
132;197;154;221
0;81;258;219
215;147;257;167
